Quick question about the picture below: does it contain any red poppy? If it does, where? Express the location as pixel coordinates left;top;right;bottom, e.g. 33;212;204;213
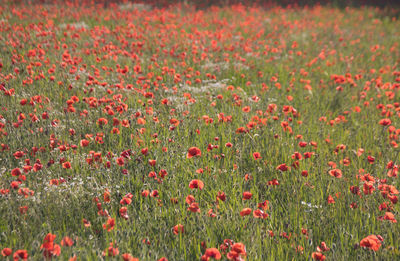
122;253;139;261
202;248;221;260
227;243;246;260
61;236;74;247
188;202;200;213
13;250;28;260
240;208;252;216
189;179;204;190
217;191;226;201
253;209;268;219
252;152;261;160
311;252;326;260
1;248;12;257
105;242;119;257
80;139;89;147
173;224;184;235
379;118;391;126
103;218;115;231
328;169;342;178
148;159;157;166
11;168;21;176
187;147;201;158
62;162;71;169
242;191;252;200
41;233;61;258
360;235;383;251
276;164;289;172
383;212;397;223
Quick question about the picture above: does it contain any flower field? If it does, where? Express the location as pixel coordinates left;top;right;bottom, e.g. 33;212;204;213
0;1;399;260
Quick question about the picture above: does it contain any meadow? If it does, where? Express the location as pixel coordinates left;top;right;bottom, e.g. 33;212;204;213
0;1;399;260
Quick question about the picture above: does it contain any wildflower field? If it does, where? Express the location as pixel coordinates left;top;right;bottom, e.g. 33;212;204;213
0;1;400;260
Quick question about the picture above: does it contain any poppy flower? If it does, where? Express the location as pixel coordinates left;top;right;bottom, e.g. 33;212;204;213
311;252;326;260
328;169;342;178
276;164;289;172
173;224;184;235
13;250;28;260
202;248;221;260
253;209;268;219
41;233;61;258
105;242;119;257
327;195;335;204
62;162;71;169
148;159;156;166
11;168;21;176
150;190;159;198
253;152;261;160
61;237;74;247
217;191;226;201
186;195;196;204
189;179;204;190
382;212;397;223
103;218;115;231
122;253;139;261
1;248;12;257
316;242;330;252
80;139;89;147
242;191;252;200
240;208;252;216
379;118;391;126
188;202;200;213
360;235;383;251
187;147;201;158
227;243;246;260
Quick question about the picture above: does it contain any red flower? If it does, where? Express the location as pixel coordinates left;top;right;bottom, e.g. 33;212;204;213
120;207;129;219
383;212;397;223
80;139;89;147
122;253;139;261
202;248;221;260
62;161;71;169
240;208;252;216
379;118;391;126
1;248;12;257
217;191;226;201
276;164;289;172
103;218;115;231
189;179;204;190
41;233;60;258
148;159;157;166
188;202;200;213
253;209;268;219
105;242;119;257
242;191;252;200
328;169;342;178
227;243;246;260
61;236;74;247
116;157;125;166
173;224;184;235
360;235;383;251
252;152;261;160
187;147;201;158
13;249;28;260
311;252;326;260
11;168;21;176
